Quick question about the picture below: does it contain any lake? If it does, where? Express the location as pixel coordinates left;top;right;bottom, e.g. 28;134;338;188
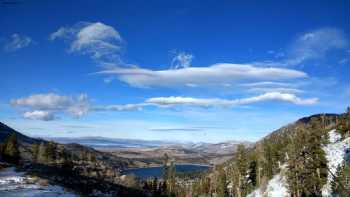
123;164;210;179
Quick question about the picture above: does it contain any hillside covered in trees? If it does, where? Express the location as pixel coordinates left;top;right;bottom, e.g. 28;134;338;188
178;107;350;197
1;107;350;197
0;122;147;196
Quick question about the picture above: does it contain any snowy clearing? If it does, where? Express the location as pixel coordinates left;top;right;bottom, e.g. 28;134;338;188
247;164;289;197
0;167;78;197
322;129;350;196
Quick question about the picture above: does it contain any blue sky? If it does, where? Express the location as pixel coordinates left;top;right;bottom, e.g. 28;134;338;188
1;1;350;143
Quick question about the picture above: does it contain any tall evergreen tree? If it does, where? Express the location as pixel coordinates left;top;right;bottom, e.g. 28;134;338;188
332;162;350;196
46;141;56;164
216;167;228;197
31;143;39;162
3;133;20;164
37;142;48;164
286;118;328;197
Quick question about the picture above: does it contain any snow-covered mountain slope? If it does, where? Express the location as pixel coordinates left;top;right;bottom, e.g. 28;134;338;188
322;129;350;196
247;164;289;197
0;167;77;197
247;129;350;197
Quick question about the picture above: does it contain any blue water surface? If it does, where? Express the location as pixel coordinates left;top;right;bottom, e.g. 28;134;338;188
123;164;210;179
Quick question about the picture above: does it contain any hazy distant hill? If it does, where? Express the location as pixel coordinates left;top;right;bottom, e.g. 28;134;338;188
48;136;171;149
48;136;252;154
0;122;43;145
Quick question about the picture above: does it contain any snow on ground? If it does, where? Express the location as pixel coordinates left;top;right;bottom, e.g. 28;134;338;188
0;167;77;197
247;164;289;197
245;129;350;197
322;129;350;196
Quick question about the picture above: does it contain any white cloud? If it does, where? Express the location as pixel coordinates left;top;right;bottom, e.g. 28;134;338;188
11;91;318;121
11;93;90;120
171;52;193;69
50;22;122;60
11;93;73;110
4;34;33;52
146;92;318;107
98;63;307;88
23;110;56;121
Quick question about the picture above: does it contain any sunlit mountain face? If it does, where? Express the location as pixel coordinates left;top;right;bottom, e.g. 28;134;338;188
1;1;350;197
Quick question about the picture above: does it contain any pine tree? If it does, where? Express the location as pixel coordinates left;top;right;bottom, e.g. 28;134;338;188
236;144;249;196
152;177;159;195
31;143;39;162
162;153;176;196
163;153;170;181
332;162;350;196
168;160;176;194
37;142;48;164
3;133;20;164
46;141;56;165
262;141;275;179
286;118;328;197
216;167;228;197
0;143;4;161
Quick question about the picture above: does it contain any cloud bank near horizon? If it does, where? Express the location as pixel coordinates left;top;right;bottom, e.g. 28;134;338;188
10;92;318;121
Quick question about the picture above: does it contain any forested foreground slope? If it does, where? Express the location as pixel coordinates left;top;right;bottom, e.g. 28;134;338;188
187;108;350;197
0;122;147;196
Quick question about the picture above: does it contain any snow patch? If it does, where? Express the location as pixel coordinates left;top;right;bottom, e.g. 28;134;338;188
247;164;289;197
0;167;77;197
247;129;350;197
322;129;350;196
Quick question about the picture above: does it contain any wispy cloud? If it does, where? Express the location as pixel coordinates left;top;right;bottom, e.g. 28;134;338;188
246;87;304;94
256;28;348;67
288;28;348;64
92;103;145;111
146;92;318;107
4;33;33;52
10;91;318;121
97;63;306;88
240;81;297;88
170;51;193;69
50;22;123;61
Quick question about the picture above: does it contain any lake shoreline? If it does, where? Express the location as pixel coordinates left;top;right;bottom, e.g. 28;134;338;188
124;163;212;170
122;164;211;180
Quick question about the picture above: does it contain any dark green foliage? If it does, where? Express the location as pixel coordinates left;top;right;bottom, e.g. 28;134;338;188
31;143;39;162
336;112;350;138
0;143;4;161
216;167;228;197
2;133;20;164
46;141;57;164
162;153;176;196
248;160;257;187
142;177;170;197
286;117;328;197
332;161;350;196
37;142;48;164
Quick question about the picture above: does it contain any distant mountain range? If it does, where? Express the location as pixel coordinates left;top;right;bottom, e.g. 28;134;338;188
47;136;252;154
47;136;171;149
